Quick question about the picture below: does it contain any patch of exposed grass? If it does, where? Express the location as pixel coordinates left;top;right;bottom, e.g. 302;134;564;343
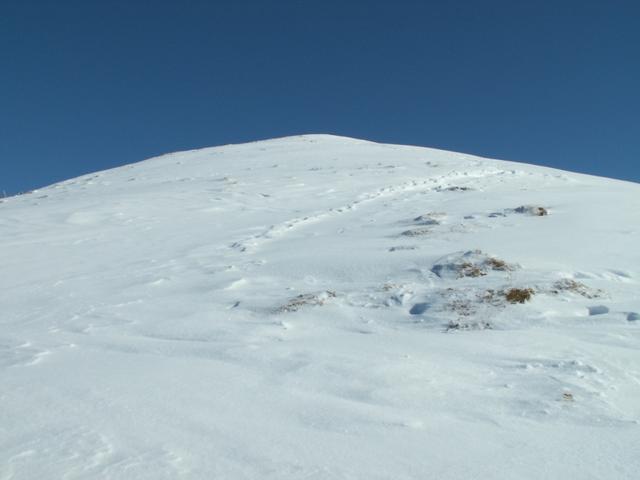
401;228;432;237
432;250;517;279
485;257;511;271
550;279;603;299
504;288;534;304
278;291;336;313
459;256;515;278
445;320;492;332
436;186;472;192
515;205;548;216
457;262;485;278
445;297;475;316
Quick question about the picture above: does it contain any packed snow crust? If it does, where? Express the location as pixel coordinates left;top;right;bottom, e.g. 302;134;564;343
1;134;639;479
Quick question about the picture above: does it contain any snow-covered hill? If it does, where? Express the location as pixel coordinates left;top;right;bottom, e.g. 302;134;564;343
1;134;639;479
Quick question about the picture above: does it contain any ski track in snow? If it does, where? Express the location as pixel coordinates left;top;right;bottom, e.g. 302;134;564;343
1;135;639;479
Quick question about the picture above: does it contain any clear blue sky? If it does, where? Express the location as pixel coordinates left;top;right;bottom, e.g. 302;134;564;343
2;0;639;194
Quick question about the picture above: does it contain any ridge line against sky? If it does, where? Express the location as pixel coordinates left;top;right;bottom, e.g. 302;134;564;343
1;0;639;194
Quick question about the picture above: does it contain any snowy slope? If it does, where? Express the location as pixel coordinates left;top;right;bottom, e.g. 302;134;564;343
1;134;639;479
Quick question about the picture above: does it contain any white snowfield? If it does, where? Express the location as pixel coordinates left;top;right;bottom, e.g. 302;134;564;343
2;134;640;479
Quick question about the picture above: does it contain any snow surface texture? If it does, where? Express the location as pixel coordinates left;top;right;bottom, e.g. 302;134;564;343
1;134;639;479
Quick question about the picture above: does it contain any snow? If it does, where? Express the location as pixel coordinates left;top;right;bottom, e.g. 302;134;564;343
1;134;639;479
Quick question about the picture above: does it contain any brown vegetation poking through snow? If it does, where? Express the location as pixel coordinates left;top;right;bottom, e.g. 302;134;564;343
446;320;492;332
278;291;337;313
515;206;548;216
458;262;487;278
504;288;535;304
484;257;512;271
550;279;604;299
457;255;516;278
401;228;432;237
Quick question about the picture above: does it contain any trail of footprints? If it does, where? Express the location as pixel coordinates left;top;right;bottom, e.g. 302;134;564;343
217;162;639;326
228;177;434;253
227;166;519;254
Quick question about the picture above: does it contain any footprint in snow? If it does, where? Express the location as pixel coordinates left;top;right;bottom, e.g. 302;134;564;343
587;305;609;316
409;303;430;315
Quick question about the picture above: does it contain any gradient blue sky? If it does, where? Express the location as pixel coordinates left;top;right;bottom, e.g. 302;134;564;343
2;0;639;194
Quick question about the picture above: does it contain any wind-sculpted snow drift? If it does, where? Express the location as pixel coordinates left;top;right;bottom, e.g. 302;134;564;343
1;135;639;479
